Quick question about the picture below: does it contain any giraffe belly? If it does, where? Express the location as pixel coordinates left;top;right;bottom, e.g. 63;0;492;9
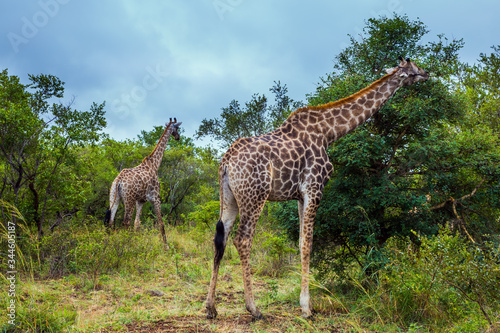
267;168;301;201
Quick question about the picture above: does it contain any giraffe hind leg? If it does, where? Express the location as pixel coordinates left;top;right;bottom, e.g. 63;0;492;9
107;195;121;229
122;197;135;229
107;179;121;229
206;177;238;319
152;198;169;250
233;203;266;320
134;201;144;231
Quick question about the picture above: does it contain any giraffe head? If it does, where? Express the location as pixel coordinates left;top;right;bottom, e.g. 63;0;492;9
167;117;182;141
386;56;429;86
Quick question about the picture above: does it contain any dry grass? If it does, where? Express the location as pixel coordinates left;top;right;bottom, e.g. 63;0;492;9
4;222;496;332
1;225;352;333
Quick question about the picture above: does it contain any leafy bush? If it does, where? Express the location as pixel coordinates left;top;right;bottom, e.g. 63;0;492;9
382;228;500;330
186;200;220;231
16;220;164;280
254;232;296;277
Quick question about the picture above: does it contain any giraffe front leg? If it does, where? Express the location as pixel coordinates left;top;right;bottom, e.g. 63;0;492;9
134;201;144;231
298;194;320;318
122;198;134;229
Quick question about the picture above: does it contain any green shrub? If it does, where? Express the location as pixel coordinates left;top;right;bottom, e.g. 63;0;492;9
14;221;164;279
186;200;220;231
382;228;500;330
254;231;296;277
0;300;77;333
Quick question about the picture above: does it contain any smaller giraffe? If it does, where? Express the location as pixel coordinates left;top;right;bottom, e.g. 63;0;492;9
104;118;182;249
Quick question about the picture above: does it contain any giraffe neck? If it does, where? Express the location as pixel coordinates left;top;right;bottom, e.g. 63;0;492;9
142;124;174;171
281;69;402;146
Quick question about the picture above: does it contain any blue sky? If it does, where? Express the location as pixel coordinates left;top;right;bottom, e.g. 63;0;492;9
1;0;499;145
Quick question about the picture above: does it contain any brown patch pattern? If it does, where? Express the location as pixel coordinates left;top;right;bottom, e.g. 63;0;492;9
107;119;181;249
206;58;429;319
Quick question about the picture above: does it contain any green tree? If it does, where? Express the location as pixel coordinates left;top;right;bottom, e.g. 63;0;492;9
130;125;219;225
76;136;146;219
461;45;500;134
273;15;500;277
0;69;106;236
158;140;218;224
196;81;302;149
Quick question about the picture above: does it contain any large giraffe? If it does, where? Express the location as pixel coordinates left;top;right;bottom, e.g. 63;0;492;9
206;57;429;319
104;118;182;249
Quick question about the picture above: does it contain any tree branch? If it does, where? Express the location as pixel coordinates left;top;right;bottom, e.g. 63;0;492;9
429;179;486;243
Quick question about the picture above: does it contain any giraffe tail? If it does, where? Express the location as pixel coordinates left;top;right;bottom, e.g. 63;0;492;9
213;219;225;263
105;175;121;229
104;209;111;227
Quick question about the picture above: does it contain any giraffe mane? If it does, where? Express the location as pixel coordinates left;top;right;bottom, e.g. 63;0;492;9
287;69;398;119
142;122;173;163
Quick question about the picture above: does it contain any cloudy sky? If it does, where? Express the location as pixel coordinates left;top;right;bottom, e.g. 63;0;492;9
1;0;498;145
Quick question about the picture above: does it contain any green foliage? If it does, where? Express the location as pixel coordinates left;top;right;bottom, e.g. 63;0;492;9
187;200;220;230
0;69;106;236
137;124;166;146
307;228;499;332
17;221;164;281
382;228;500;329
461;45;500;134
1;301;77;333
274;14;500;278
158;141;219;223
255;231;296;277
336;14;429;77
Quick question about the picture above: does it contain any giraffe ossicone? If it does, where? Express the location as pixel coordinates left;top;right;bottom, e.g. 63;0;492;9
206;57;429;319
104;118;182;250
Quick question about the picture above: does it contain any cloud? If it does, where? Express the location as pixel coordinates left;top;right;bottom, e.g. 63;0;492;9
1;0;499;143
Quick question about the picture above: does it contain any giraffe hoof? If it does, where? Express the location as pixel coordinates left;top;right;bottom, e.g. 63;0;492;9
252;312;264;321
206;307;218;319
301;310;315;319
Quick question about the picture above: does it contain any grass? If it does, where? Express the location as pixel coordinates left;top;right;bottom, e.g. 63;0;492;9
1;215;499;332
0;222;349;332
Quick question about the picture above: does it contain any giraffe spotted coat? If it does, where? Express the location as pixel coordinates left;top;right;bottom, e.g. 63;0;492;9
206;57;429;319
105;118;182;249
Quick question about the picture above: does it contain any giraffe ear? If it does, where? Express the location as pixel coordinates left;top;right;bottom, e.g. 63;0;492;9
385;67;396;74
173;122;182;128
398;56;408;66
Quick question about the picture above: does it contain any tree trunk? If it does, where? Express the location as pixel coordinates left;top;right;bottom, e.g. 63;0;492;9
28;181;43;238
